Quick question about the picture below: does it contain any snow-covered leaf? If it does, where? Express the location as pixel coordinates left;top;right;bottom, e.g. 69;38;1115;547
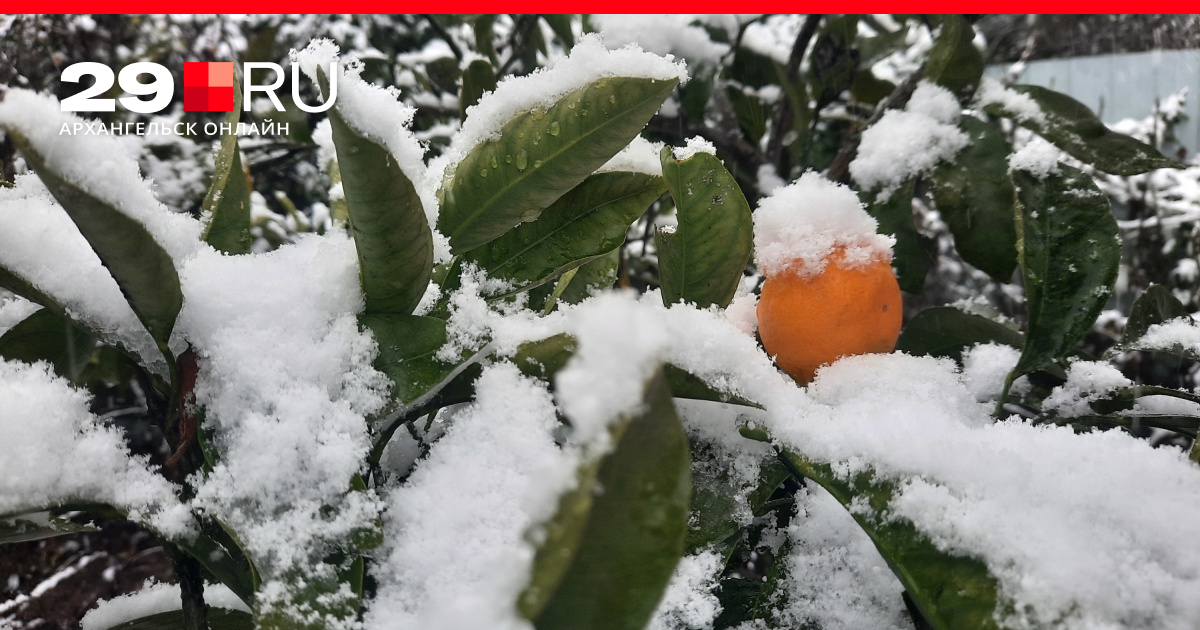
520;368;690;629
985;85;1183;176
657;146;753;309
897;306;1023;362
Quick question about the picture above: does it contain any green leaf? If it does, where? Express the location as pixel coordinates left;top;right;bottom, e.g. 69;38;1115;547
0;307;94;381
867;180;934;294
786;454;1002;630
985;85;1183;176
924;15;982;100
897;306;1023;362
437;75;679;254
556;249;619;305
808;15;860;109
687;446;743;552
542;14;576;48
9;132;182;358
464;171;663;294
657;147;754;308
931;117;1018;281
172;523;258;606
1120;284;1189;348
1011;165;1120;379
321;69;434;316
360;314;455;408
0;511;98;544
100;608;253;630
202;72;252;255
460;58;498;119
521;368;690;630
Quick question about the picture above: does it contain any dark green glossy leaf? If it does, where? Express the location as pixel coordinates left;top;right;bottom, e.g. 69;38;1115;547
101;607;253;630
897;306;1023;362
438;76;679;253
557;249;618;305
360;314;455;407
465;171;663;294
542;14;576;48
10;132;182;358
808;15;860;109
172;523;258;606
0;511;97;545
925;15;983;100
985;85;1183;176
321;69;434;316
0;307;94;381
1120;284;1189;348
1011;165;1120;379
460;58;497;119
867;180;934;294
202;72;252;255
931;117;1018;281
657;148;753;308
787;454;1001;630
522;368;690;630
686;446;742;552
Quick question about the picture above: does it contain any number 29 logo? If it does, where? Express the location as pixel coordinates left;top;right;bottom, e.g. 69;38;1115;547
60;61;336;114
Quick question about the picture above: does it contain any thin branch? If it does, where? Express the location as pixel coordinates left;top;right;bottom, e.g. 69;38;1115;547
825;66;926;184
765;14;822;166
422;15;463;62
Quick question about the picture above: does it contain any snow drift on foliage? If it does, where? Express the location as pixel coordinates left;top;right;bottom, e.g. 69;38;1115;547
0;360;192;538
592;15;730;72
0;89;203;260
437;33;687;185
176;234;390;623
430;284;1200;629
850;81;969;198
80;580;249;630
752;172;895;278
0;175;167;372
367;363;577;630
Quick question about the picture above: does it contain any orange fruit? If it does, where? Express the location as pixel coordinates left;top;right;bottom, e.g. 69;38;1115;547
757;248;902;384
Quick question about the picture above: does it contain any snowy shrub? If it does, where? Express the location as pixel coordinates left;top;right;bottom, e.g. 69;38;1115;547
3;14;1200;630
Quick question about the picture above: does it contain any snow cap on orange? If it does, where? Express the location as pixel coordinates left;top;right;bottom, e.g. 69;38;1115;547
752;171;895;278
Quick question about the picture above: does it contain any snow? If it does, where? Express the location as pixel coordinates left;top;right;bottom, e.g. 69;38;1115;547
177;234;390;623
1129;317;1200;355
976;78;1047;125
292;39;451;264
671;136;716;161
0;296;39;337
593;15;729;72
597;136;665;176
80;580;249;630
724;293;758;336
1009;136;1062;178
850;81;969;198
648;550;725;630
0;175;162;371
777;486;909;630
366;363;577;630
752;171;895;278
0;359;192;538
0;89;203;261
960;342;1027;403
437;34;687;185
1042;360;1132;417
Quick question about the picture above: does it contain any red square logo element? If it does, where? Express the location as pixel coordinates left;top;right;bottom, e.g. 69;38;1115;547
183;62;234;112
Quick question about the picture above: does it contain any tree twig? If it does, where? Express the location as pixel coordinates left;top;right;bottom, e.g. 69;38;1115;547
765;14;822;166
